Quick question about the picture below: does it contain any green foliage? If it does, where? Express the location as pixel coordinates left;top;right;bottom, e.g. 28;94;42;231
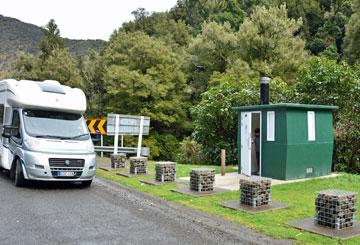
188;5;307;98
344;0;360;64
155;134;181;161
294;57;360;173
237;5;307;81
294;57;358;114
122;10;192;48
170;0;245;31
187;22;239;97
0;69;12;80
192;77;290;164
39;19;64;60
79;51;106;117
334;115;360;174
320;44;339;60
125;133;181;161
102;31;191;135
12;48;82;88
176;137;208;164
278;0;352;57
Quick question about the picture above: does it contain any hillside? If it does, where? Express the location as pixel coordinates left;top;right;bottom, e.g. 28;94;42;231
0;15;105;71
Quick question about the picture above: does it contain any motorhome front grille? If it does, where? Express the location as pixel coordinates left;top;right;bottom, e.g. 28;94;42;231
49;159;85;179
49;158;85;168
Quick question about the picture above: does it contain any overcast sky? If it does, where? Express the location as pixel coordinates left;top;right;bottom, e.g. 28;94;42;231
1;0;178;40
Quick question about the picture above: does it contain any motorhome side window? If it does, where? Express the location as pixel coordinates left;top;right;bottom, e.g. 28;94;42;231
0;104;4;124
11;110;21;141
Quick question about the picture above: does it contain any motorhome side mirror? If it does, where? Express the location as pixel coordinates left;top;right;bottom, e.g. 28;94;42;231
2;126;18;138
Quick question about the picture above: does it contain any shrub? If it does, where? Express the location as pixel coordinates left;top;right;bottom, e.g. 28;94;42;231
176;137;208;164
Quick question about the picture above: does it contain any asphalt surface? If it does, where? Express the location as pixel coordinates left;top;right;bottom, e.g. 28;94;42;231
0;170;291;245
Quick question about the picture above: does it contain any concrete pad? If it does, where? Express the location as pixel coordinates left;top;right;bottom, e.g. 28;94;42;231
271;173;342;186
171;186;229;197
116;172;150;178
99;166;126;172
179;172;343;191
221;200;288;214
180;172;240;191
175;178;188;183
287;218;360;240
140;179;176;186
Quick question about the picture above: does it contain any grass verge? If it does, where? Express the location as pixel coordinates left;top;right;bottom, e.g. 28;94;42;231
96;163;360;245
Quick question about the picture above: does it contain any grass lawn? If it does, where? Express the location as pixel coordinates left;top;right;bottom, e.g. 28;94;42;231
96;162;360;244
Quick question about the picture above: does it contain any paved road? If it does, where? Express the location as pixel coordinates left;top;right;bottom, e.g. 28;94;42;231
0;171;291;245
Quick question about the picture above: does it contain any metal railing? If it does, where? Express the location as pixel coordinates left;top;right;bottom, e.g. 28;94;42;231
94;146;150;156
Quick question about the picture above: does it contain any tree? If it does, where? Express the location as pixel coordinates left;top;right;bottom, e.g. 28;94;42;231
122;11;192;48
187;22;239;98
274;0;352;57
12;53;40;80
294;57;358;113
192;77;290;164
102;31;191;136
314;0;352;56
170;0;245;31
79;50;105;117
38;48;82;87
343;0;360;64
39;19;64;60
294;57;360;173
13;48;82;88
207;0;245;30
236;5;307;82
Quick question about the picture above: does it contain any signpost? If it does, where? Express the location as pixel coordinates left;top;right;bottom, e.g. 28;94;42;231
86;118;107;135
86;115;150;157
86;118;107;157
107;114;150;156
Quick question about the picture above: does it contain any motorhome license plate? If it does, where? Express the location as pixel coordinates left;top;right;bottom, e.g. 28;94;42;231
56;171;75;177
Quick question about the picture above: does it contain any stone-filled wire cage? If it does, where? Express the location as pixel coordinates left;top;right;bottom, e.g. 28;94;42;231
155;162;176;182
315;189;357;230
129;157;147;174
240;176;271;207
190;168;215;192
110;153;126;168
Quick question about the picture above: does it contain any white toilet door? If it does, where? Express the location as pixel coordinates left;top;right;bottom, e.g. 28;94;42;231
240;112;252;176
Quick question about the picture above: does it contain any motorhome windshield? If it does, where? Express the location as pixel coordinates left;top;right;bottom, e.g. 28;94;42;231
23;110;89;140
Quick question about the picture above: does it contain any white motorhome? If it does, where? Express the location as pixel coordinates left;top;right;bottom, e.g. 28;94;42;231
0;79;96;187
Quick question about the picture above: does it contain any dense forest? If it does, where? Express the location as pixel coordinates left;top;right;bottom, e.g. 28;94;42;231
1;0;359;173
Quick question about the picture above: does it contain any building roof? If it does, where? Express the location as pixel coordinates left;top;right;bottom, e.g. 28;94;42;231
233;103;338;111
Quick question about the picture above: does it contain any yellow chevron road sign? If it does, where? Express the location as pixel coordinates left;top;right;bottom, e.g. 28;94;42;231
85;118;107;135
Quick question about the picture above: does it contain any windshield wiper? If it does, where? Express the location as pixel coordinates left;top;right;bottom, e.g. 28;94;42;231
68;133;89;139
35;135;68;140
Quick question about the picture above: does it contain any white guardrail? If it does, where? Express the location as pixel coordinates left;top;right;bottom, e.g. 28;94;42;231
94;146;150;156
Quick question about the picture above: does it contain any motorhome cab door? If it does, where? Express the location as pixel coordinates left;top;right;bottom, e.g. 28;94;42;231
240;111;261;176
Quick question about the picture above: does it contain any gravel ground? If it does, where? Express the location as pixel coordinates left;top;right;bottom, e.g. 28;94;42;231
0;170;292;245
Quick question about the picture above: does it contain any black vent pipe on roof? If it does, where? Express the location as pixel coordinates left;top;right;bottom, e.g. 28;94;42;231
260;76;270;105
